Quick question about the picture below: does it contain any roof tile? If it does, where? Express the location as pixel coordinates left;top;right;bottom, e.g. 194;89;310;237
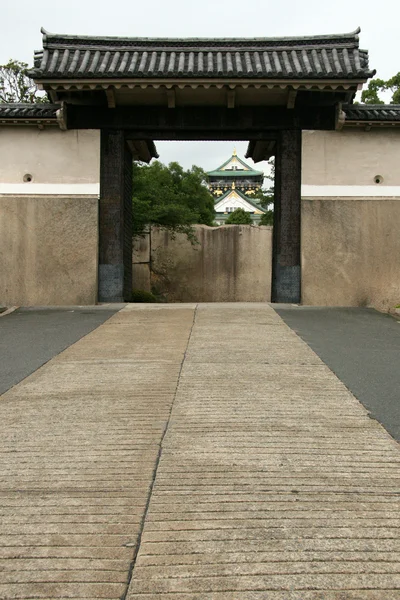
29;28;374;81
344;104;400;121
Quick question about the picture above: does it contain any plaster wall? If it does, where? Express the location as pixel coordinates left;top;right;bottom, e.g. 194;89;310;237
0;195;98;306
0;127;100;188
302;129;400;187
136;225;272;302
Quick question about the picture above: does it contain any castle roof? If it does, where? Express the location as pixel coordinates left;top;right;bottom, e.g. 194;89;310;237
214;187;266;213
207;151;264;178
29;28;374;82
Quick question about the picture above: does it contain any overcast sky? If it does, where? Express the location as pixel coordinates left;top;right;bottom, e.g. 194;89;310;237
1;0;398;175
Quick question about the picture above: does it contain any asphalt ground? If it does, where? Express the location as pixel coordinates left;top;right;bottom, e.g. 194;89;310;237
275;306;400;442
0;306;122;395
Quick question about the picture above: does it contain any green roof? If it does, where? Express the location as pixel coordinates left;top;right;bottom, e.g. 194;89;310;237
207;153;264;178
208;169;263;178
214;188;266;213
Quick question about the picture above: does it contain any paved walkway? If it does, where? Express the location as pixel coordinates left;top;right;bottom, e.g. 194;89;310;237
0;304;399;599
0;306;121;396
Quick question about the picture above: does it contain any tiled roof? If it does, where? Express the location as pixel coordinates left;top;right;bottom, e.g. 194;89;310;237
215;188;266;213
0;103;58;120
344;104;400;121
29;28;374;80
208;169;263;178
208;153;264;177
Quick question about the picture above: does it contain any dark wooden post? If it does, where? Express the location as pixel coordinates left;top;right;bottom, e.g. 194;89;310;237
99;129;132;302
272;129;302;303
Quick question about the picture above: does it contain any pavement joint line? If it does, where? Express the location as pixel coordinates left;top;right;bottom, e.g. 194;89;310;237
121;303;198;600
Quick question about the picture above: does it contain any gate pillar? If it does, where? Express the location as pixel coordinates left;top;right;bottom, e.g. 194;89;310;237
99;130;133;302
272;129;302;303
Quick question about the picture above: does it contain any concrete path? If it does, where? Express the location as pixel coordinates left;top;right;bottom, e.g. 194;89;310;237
0;303;399;599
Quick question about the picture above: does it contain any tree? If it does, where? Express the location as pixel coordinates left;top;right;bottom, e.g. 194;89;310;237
386;73;400;104
132;160;215;239
225;208;252;225
259;211;274;226
0;60;46;103
361;73;400;105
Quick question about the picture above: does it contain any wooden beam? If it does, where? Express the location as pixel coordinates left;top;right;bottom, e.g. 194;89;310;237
287;89;297;109
48;90;58;103
66;105;337;136
335;103;346;130
272;129;302;303
127;139;157;163
227;89;235;109
99;130;132;302
105;87;116;108
56;102;68;131
167;89;176;108
246;139;277;162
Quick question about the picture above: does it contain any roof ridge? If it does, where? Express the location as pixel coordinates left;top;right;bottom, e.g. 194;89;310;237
344;103;400;109
39;27;362;48
0;102;59;108
208;153;264;175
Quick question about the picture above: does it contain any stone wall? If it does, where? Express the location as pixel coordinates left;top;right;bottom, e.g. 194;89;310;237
301;198;400;311
0;196;98;306
133;225;273;302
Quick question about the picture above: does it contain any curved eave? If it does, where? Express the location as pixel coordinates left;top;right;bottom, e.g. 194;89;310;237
0;118;58;126
344;120;400;128
35;77;368;92
208;171;264;177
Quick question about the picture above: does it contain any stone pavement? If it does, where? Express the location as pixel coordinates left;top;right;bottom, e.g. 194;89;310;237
0;303;399;599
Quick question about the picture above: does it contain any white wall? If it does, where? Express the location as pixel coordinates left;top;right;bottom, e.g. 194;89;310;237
0;127;100;194
302;129;400;190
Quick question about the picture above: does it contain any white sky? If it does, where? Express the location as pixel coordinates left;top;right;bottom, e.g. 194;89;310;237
1;0;398;175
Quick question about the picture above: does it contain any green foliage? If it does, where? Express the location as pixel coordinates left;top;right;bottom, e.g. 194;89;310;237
259;211;274;226
132;160;215;240
361;78;386;104
225;208;253;225
131;289;158;303
361;73;400;105
0;60;47;103
253;157;275;210
386;73;400;104
253;187;274;210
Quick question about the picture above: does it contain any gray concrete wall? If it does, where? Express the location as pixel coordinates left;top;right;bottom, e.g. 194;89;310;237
133;225;272;302
0;195;99;306
301;198;400;311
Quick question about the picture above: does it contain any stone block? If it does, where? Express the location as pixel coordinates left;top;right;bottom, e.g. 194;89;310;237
0;195;98;306
132;263;151;292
